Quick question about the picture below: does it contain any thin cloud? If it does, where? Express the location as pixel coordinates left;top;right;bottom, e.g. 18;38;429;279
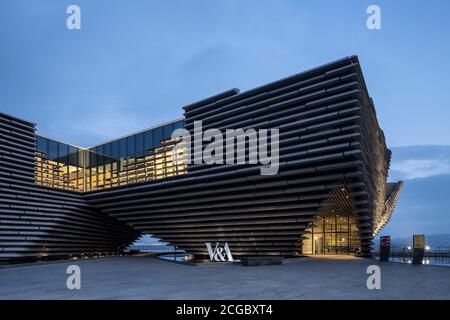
391;159;450;179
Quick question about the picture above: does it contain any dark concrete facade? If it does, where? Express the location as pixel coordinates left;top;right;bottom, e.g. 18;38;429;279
0;113;140;263
0;56;402;263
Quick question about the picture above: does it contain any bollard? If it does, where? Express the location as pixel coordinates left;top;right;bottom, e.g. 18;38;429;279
412;234;425;265
379;236;390;262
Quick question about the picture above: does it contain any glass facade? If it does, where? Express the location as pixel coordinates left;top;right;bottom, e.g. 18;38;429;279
302;216;361;255
35;120;186;192
35;136;85;191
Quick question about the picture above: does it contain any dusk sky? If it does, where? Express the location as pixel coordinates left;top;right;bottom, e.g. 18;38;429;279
1;0;449;237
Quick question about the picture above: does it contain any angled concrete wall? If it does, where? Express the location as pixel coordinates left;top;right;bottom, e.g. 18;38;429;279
0;112;140;263
85;56;400;257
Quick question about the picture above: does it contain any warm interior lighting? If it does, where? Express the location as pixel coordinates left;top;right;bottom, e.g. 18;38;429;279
35;138;187;192
302;215;361;255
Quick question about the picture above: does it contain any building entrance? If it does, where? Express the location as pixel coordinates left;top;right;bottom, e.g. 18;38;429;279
302;216;361;255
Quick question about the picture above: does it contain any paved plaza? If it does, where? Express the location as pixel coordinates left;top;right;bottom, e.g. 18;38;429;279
0;255;449;300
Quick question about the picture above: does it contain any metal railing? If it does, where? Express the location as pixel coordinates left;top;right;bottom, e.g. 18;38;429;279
373;247;450;264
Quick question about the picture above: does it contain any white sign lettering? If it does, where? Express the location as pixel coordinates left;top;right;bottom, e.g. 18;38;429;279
205;242;234;262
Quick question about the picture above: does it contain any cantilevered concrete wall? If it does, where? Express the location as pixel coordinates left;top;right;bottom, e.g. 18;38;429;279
84;56;401;257
0;112;140;263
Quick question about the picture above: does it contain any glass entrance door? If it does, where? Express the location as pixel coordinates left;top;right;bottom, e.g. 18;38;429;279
302;216;361;255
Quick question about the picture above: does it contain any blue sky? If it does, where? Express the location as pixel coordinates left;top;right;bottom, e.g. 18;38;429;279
1;1;449;237
1;0;449;147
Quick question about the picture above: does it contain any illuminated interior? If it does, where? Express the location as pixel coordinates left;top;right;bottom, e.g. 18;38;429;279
302;216;361;255
34;120;187;192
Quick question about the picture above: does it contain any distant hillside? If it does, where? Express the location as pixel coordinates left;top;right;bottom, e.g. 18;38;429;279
133;234;164;244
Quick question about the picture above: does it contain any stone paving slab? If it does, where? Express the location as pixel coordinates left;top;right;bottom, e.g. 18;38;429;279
0;256;448;300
